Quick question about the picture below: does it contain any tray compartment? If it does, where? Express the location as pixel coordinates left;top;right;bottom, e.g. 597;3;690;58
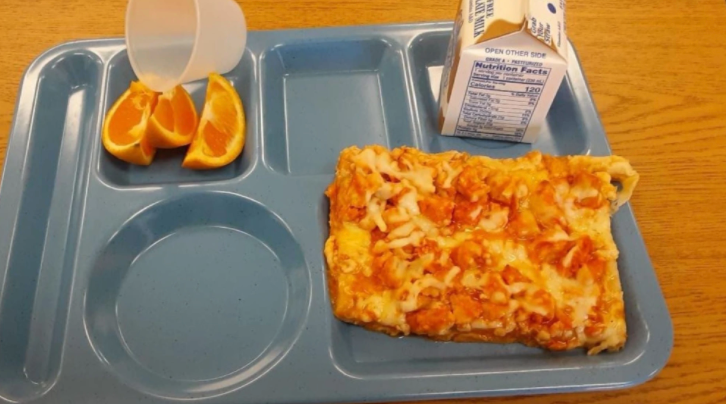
262;38;415;176
330;274;651;380
97;50;257;187
327;210;659;382
408;31;588;156
83;192;311;399
0;50;101;402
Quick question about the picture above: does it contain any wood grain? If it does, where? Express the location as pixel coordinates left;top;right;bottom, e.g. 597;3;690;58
1;0;726;403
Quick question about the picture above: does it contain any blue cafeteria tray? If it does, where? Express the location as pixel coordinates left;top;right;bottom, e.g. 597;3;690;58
0;22;672;403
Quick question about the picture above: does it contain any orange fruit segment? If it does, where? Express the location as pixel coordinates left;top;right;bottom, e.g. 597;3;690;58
182;73;245;169
146;85;199;149
102;81;158;165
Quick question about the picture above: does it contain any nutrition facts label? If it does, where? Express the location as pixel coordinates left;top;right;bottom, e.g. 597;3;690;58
455;61;552;141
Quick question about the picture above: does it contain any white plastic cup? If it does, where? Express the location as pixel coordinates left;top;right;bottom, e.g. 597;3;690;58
125;0;247;92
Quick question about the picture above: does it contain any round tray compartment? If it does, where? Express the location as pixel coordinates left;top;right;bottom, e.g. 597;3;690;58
84;192;311;399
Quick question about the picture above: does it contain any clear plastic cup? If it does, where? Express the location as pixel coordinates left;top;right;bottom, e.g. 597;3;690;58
125;0;247;92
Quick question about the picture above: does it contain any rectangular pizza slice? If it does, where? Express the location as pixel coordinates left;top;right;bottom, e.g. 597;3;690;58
324;145;638;354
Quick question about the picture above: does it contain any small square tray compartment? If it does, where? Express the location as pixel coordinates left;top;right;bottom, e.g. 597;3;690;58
98;50;258;186
262;38;414;176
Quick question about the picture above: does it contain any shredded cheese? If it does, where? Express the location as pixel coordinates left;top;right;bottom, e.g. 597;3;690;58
326;146;636;354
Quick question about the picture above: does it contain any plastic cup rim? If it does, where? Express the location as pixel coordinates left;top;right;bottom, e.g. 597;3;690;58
124;0;203;91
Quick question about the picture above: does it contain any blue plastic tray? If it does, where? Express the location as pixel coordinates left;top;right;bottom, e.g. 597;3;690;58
0;22;672;403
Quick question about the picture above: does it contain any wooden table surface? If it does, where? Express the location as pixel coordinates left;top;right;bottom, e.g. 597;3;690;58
1;0;725;403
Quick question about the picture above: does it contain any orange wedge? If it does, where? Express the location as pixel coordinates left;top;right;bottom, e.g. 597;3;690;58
102;81;158;165
182;73;245;169
146;85;199;148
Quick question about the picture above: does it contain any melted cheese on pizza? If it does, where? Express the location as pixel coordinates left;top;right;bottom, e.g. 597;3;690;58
324;146;638;354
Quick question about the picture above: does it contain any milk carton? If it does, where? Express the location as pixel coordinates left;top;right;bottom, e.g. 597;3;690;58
438;0;568;143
